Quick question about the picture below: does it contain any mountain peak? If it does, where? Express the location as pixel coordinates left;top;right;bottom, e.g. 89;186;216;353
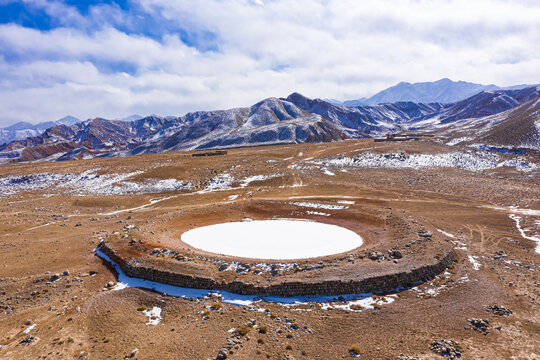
56;115;81;126
337;79;515;106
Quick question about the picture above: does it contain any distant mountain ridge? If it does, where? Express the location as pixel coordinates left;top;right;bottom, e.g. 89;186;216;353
0;115;81;145
0;85;538;163
328;78;538;106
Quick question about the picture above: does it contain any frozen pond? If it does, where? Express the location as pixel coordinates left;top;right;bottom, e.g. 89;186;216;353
181;219;363;259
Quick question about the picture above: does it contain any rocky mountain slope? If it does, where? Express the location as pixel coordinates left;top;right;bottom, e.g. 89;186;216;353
0;86;538;163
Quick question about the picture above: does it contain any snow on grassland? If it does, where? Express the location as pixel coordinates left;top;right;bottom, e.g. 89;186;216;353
0;169;191;197
203;173;234;192
446;137;473;146
316;151;537;172
289;202;348;210
240;173;282;187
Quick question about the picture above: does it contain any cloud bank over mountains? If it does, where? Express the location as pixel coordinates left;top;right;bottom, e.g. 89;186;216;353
0;0;538;126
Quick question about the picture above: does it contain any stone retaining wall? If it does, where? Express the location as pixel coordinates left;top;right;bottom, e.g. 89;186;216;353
100;244;454;296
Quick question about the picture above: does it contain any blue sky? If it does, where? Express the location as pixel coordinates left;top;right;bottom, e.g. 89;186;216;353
0;0;539;126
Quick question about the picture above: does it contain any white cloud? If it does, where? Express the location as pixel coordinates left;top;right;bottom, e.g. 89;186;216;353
0;0;539;126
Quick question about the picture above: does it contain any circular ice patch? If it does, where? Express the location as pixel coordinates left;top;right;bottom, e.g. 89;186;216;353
181;220;363;260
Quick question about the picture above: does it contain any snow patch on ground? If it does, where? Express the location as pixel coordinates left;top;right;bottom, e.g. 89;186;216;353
320;167;335;176
0;170;191;197
318;151;536;172
306;211;331;216
437;229;456;238
240;173;281;187
468;255;481;270
202;173;234;192
181;219;363;259
22;324;37;334
320;295;397;311
509;214;540;254
143;307;162;325
483;205;540;253
289;202;348;210
446;137;472;146
451;239;468;250
97;196;175;216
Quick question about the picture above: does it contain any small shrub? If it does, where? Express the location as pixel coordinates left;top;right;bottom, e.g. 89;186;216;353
286;344;293;350
257;338;264;344
290;323;299;330
286;333;293;339
137;306;147;311
234;325;250;336
349;344;361;356
258;326;268;334
210;302;222;311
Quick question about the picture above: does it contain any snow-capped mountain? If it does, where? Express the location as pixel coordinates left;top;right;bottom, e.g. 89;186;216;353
0;86;538;163
331;78;537;106
0;115;81;145
416;87;540;150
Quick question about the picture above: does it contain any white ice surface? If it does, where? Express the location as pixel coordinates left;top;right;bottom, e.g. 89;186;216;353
181;220;363;260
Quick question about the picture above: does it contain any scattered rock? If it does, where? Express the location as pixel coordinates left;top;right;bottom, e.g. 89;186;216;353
19;335;36;345
367;252;385;261
24;319;31;325
430;339;462;358
125;348;138;358
396;355;418;360
48;274;61;281
216;348;228;359
62;270;70;276
484;304;512;316
467;318;490;333
388;250;403;259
